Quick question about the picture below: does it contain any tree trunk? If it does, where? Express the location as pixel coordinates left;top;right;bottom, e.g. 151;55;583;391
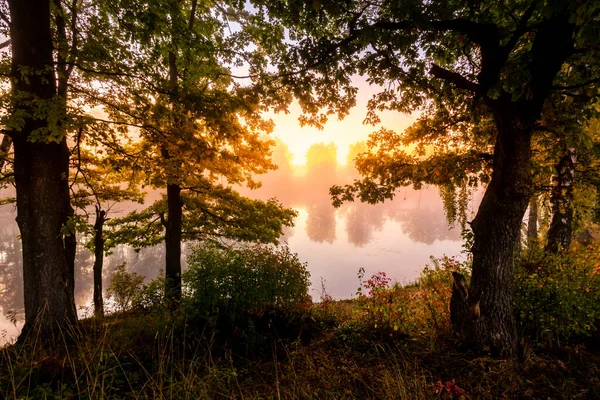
527;195;539;251
163;11;183;304
464;108;533;357
448;8;575;357
165;183;183;303
9;0;77;342
545;149;576;253
93;207;107;317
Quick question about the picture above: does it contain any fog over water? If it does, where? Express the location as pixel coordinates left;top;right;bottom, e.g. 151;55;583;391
0;140;478;344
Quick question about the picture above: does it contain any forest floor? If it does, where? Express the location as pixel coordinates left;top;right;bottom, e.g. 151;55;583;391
1;287;600;399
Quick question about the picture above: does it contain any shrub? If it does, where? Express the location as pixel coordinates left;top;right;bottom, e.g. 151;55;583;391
514;247;600;345
107;263;144;313
132;275;166;312
355;268;409;335
183;243;311;324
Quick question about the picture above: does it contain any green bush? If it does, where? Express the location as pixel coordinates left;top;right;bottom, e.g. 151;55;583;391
107;263;144;312
183;243;311;324
133;275;166;312
514;247;600;345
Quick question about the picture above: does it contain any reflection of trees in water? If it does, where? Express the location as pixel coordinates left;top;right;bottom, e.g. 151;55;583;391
122;244;166;282
74;245;94;306
344;202;386;247
393;207;461;245
279;224;295;244
305;203;336;243
238;140;466;247
0;140;469;315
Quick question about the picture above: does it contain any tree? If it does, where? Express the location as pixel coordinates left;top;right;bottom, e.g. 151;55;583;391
256;0;600;356
2;0;78;340
1;0;148;338
70;131;145;317
89;0;297;303
545;149;577;252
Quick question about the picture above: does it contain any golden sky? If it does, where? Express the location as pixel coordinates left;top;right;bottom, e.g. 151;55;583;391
267;76;416;165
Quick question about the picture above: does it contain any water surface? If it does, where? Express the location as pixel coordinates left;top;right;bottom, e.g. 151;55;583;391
0;147;475;344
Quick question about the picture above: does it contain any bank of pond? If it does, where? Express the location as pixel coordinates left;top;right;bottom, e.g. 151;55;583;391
1;243;600;399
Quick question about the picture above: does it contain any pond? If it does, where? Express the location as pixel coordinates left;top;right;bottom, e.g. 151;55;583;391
0;160;477;345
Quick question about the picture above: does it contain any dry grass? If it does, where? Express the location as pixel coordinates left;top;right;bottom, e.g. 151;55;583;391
1;290;600;399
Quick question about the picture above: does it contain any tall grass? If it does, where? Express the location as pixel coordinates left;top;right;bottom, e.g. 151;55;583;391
2;247;600;398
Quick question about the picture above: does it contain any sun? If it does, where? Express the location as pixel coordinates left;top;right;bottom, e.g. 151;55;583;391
267;78;416;166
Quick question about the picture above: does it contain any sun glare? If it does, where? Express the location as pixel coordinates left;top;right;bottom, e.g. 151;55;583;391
267;77;415;167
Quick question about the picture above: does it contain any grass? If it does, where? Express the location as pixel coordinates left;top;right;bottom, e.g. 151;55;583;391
1;283;600;399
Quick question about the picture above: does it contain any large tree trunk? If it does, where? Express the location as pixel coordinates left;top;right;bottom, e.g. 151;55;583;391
93;207;107;317
9;0;77;341
464;108;533;357
527;195;539;251
545;149;576;253
165;183;183;303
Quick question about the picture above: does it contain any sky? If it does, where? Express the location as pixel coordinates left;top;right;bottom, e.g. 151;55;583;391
266;76;417;165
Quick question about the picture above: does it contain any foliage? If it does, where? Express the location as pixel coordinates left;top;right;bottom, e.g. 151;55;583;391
514;247;600;345
132;275;167;312
313;277;336;322
183;243;311;324
355;268;410;336
75;1;301;304
107;263;145;313
107;192;297;250
432;380;467;399
3;277;600;399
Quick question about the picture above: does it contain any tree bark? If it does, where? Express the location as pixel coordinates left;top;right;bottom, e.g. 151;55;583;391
545;149;576;253
9;0;77;341
527;195;539;251
93;207;107;317
165;183;182;303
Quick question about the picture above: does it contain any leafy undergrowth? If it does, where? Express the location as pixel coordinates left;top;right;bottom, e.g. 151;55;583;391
1;298;599;399
2;246;600;399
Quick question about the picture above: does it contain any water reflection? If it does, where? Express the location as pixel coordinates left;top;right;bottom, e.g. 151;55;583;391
306;204;337;243
344;202;386;247
244;140;465;248
0;140;473;344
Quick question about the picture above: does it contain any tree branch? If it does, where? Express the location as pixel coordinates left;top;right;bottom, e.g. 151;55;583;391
432;18;499;46
65;0;80;78
429;63;480;92
371;20;412;31
0;9;10;26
